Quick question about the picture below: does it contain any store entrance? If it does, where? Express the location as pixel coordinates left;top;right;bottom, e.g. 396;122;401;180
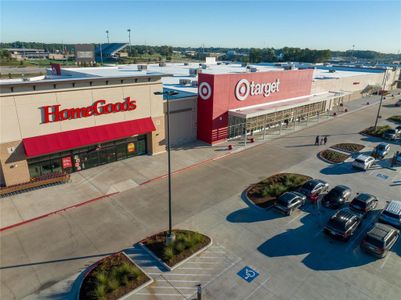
28;135;148;178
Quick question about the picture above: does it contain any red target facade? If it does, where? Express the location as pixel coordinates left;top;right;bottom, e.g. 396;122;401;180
197;69;314;144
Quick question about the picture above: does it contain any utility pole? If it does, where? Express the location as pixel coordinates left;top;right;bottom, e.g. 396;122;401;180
127;28;132;57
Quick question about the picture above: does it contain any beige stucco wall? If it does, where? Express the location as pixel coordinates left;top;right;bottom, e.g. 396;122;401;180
0;78;165;186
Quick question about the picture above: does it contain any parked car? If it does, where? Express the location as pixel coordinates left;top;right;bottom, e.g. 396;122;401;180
274;192;306;216
322;185;352;209
324;208;362;241
396;151;401;164
298;179;329;203
352;155;375;170
395;99;401;107
349;193;378;218
361;223;399;258
383;128;399;140
378;200;401;229
372;143;390;159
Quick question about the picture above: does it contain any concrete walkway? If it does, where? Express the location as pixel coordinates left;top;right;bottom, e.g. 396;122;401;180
0;94;391;229
1;93;400;300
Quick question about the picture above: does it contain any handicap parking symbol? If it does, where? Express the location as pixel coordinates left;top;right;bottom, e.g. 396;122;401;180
237;266;259;283
376;173;389;180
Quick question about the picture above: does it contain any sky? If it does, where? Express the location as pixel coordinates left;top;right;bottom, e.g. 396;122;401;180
1;0;400;53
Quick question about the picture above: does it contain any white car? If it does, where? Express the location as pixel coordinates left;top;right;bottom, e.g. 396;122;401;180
352;155;375;170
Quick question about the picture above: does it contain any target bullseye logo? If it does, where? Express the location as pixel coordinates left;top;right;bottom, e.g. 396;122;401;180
235;79;250;101
199;82;212;100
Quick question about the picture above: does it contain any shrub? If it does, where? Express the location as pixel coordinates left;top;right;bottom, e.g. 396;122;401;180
164;246;174;261
107;278;120;292
95;272;108;285
388;115;401;124
93;284;107;299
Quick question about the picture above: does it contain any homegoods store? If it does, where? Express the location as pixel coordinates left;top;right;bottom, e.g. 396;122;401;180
0;63;398;188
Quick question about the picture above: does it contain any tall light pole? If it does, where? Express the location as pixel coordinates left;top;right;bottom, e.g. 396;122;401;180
154;90;179;244
106;30;110;44
374;69;388;129
127;29;132;57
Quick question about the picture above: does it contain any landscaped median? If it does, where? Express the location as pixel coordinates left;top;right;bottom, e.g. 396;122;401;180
79;252;152;300
388;115;401;124
246;173;311;208
141;229;212;271
318;143;364;164
360;125;391;138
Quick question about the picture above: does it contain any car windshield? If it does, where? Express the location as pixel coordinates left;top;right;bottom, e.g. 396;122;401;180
377;145;386;150
327;218;346;230
355;159;365;164
278;193;294;205
382;210;400;219
326;189;341;199
351;199;367;209
386;129;396;134
302;181;316;190
365;235;384;248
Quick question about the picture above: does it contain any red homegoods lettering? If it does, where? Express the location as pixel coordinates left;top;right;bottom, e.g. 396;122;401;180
235;78;280;101
41;97;137;123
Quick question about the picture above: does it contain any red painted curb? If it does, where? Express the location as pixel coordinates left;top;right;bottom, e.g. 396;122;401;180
0;192;119;232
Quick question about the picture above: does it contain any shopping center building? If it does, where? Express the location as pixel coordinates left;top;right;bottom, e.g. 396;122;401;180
0;62;399;187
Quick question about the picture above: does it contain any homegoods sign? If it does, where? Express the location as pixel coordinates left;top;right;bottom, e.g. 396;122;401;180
235;78;280;101
40;97;137;123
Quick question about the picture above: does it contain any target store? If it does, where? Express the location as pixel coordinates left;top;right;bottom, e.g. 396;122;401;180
0;62;396;188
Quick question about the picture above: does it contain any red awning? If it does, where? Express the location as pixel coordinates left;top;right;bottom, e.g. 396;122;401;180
23;117;156;158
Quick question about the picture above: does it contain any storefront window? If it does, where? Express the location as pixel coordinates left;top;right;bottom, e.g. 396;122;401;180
27;135;148;178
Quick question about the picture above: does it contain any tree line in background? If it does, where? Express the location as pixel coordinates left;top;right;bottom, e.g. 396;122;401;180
1;41;400;63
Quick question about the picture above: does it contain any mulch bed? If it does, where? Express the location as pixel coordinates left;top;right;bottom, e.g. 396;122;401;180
247;173;311;208
319;149;350;163
79;252;149;300
142;230;210;268
331;143;365;153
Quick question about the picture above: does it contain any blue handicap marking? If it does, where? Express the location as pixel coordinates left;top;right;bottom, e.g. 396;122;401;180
237;266;259;283
376;173;389;180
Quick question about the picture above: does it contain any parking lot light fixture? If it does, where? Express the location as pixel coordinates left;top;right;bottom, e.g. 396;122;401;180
154;90;179;244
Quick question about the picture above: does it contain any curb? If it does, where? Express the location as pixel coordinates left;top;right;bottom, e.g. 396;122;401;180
241;187;270;211
317;149;350;164
119;252;154;300
0;192;119;232
139;235;213;272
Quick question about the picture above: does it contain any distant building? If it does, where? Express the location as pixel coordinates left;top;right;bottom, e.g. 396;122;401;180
6;48;49;60
75;44;95;66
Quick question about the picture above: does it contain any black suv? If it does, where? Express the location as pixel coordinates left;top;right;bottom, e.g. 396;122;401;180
324;208;362;241
322;185;352;209
361;223;399;258
274;192;307;216
298;179;329;203
349;193;378;218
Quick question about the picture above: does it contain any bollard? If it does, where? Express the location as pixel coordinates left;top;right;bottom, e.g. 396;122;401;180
366;102;369;105
344;108;348;112
228;144;233;150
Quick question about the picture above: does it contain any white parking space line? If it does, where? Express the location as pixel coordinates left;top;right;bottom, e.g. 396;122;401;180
135;292;190;297
148;273;212;276
242;277;270;300
157;279;200;283
185;261;221;265
151;286;195;290
287;212;307;225
380;252;391;269
177;267;215;270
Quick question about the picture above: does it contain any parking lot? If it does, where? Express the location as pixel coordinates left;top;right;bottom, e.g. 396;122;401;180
145;139;401;299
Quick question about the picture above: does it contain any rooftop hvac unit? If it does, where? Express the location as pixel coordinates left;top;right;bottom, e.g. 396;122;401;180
329;69;336;73
201;64;207;69
189;68;198;76
283;65;294;70
184;62;189;66
159;62;166;67
241;62;248;67
191;80;198;87
250;67;258;72
217;62;222;65
179;79;192;86
137;64;148;70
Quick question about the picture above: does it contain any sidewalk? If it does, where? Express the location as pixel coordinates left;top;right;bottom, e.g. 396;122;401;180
0;94;385;229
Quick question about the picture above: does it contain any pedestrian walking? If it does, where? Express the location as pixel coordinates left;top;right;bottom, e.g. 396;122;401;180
315;135;320;145
323;136;328;145
320;137;324;145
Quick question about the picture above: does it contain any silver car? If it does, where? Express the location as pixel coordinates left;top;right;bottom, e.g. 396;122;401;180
379;200;401;229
